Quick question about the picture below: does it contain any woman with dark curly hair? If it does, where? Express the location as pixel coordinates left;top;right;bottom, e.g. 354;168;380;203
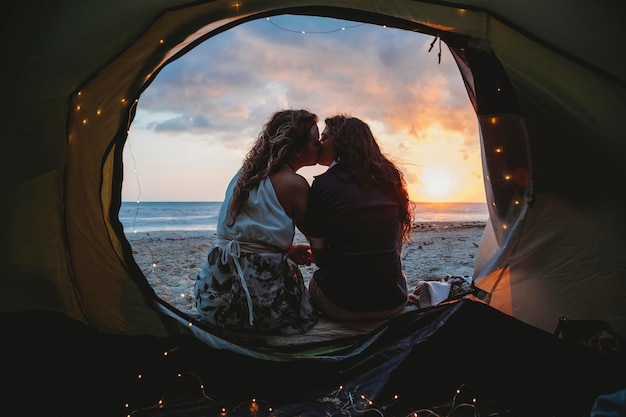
194;109;320;334
305;114;413;321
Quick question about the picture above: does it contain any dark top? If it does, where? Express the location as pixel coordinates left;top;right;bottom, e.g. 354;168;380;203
305;164;408;312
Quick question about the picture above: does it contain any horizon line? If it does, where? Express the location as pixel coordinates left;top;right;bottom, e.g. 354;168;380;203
121;200;488;204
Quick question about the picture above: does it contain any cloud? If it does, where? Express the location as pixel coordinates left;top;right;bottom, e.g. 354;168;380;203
125;15;483;202
151;114;210;131
134;16;473;143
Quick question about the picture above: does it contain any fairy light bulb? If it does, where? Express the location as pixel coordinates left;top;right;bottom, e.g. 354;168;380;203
250;398;258;412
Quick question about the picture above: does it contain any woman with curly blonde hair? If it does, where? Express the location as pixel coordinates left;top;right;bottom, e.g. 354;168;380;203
305;114;414;321
195;109;320;334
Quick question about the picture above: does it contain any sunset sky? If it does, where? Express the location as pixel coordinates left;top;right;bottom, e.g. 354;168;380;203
123;15;485;203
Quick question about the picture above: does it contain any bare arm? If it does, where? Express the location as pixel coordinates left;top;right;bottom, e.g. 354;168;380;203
271;170;311;236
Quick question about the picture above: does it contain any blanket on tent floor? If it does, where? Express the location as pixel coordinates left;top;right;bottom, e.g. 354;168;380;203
156;276;475;360
2;299;625;417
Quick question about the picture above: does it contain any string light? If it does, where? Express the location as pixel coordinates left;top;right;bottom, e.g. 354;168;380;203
124;108;160;272
70;76;168;302
125;348;483;417
128;370;477;417
265;16;366;34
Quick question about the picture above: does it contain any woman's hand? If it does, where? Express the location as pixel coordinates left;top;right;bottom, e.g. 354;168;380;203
288;244;314;266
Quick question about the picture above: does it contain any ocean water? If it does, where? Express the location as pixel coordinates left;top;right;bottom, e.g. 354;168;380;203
119;201;488;234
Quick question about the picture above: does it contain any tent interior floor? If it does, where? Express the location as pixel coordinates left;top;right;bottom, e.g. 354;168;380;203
2;301;624;417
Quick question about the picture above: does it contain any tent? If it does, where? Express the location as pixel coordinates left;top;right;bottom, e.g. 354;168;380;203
2;1;625;416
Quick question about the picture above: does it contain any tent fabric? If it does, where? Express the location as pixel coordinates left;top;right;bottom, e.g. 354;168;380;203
3;299;624;416
2;0;626;373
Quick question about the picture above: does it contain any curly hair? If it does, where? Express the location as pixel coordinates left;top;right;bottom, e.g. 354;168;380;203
227;109;318;225
324;114;414;241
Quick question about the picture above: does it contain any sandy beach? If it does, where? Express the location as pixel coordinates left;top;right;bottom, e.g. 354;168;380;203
127;221;486;312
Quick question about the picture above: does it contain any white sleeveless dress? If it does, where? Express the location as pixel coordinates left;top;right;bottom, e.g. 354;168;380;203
194;173;318;334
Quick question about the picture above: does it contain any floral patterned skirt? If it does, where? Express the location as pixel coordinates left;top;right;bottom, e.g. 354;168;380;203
194;246;318;334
